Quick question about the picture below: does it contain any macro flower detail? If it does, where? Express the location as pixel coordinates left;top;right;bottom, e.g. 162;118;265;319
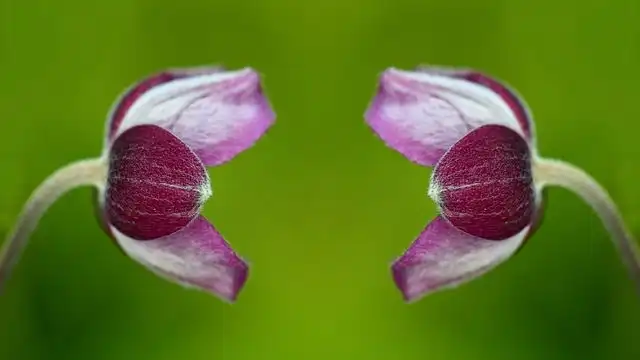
0;66;275;302
365;66;640;302
106;124;211;241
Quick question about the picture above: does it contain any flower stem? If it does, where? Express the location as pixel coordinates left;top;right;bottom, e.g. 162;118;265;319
533;157;640;296
0;157;107;294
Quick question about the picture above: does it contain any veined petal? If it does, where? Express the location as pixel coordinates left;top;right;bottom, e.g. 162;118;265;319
392;216;528;302
110;67;275;166
105;125;210;241
365;68;526;166
106;65;225;145
416;65;534;140
429;124;535;240
112;215;249;302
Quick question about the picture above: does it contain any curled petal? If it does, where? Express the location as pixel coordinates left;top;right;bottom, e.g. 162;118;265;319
111;67;275;166
392;216;528;302
416;65;534;140
112;215;249;302
523;187;548;246
106;65;225;145
365;68;527;166
92;188;111;237
106;125;210;240
429;124;535;240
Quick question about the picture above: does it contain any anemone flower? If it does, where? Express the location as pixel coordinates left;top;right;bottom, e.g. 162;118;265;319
0;66;275;302
365;66;640;302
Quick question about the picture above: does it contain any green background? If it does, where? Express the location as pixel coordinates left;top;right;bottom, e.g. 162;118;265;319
1;0;639;359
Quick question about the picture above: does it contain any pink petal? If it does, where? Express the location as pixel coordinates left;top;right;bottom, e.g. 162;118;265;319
416;65;534;140
110;67;275;166
105;65;225;144
365;68;527;166
105;124;210;241
111;215;249;302
429;124;535;240
392;216;528;302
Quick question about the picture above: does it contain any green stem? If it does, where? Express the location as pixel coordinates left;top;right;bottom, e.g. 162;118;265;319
0;157;107;294
533;157;640;296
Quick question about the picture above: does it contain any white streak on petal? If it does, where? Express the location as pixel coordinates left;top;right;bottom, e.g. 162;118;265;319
366;68;527;166
111;215;248;302
116;69;251;133
115;68;274;166
388;68;524;136
392;216;528;302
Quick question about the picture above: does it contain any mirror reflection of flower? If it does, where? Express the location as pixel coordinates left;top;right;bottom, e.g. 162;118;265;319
365;66;640;302
0;66;276;302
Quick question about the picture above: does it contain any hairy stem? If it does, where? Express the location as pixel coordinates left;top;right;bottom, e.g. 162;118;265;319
0;157;107;293
533;157;640;296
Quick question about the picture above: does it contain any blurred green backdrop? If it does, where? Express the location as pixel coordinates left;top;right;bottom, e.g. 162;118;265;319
1;0;639;359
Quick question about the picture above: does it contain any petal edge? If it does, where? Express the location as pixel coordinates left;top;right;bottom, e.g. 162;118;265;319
112;215;249;302
114;68;275;166
416;65;534;140
365;68;526;166
105;65;226;147
392;216;528;302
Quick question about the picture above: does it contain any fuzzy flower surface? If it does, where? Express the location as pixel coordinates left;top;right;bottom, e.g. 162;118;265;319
365;66;640;302
0;66;275;302
98;67;275;301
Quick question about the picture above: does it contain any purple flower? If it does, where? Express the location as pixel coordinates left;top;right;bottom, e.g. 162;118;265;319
0;66;274;302
365;66;640;302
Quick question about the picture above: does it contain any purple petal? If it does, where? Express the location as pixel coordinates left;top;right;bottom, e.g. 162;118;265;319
106;65;225;144
106;124;210;240
365;68;527;166
109;67;275;166
429;124;535;240
111;215;249;302
392;216;528;302
416;66;534;140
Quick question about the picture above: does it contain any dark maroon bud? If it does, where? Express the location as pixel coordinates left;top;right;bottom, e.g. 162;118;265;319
105;124;211;240
429;124;535;240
